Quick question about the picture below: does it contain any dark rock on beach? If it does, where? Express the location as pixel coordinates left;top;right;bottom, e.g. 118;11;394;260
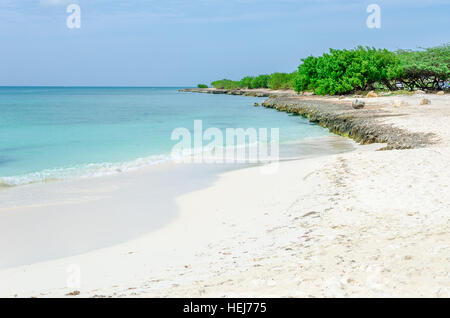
352;99;365;109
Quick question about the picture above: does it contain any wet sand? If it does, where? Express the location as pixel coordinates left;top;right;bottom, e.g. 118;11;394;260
0;135;353;270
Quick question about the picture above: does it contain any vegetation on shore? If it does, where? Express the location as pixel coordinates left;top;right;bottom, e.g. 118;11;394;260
211;72;297;90
395;45;450;91
208;44;449;95
295;44;449;95
197;84;208;88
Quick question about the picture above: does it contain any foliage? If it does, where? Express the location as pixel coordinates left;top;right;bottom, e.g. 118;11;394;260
197;84;208;88
239;76;255;88
268;72;297;90
209;44;449;94
211;73;293;90
395;44;450;90
294;46;401;95
250;75;270;88
210;79;240;89
294;44;449;95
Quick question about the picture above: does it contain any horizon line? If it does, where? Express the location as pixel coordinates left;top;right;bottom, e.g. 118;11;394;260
0;85;196;88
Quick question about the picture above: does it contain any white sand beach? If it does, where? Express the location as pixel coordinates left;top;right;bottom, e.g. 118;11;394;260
1;94;449;298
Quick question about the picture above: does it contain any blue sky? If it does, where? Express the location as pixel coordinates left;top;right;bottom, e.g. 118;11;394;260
0;0;448;86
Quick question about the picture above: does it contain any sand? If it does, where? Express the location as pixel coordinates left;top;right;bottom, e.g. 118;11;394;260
0;93;449;298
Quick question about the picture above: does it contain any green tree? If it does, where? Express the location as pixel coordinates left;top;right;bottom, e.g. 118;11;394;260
396;44;450;90
251;74;270;88
295;46;401;95
211;79;240;89
239;76;255;88
268;72;297;89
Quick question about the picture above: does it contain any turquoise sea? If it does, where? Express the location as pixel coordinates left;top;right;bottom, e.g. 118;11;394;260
0;87;334;186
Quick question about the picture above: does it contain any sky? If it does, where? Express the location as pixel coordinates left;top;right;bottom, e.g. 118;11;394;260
0;0;448;86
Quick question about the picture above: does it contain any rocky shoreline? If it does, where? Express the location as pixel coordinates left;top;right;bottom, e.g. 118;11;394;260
179;88;295;98
180;88;436;150
261;97;435;150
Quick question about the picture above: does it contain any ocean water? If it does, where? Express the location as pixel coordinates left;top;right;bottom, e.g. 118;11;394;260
0;87;334;186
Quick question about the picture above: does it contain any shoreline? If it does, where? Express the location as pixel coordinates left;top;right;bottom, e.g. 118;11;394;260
0;141;375;298
4;138;449;297
0;135;354;269
1;92;450;297
181;88;439;149
179;87;297;98
0;132;351;189
260;97;435;149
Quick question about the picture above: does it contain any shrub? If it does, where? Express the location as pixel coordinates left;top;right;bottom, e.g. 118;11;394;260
207;44;449;95
197;84;208;88
268;72;297;90
294;46;401;95
251;74;270;88
211;79;240;89
239;76;255;88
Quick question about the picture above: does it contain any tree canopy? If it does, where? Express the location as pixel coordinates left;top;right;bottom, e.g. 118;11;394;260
395;44;450;90
211;73;293;90
295;46;401;95
209;44;449;95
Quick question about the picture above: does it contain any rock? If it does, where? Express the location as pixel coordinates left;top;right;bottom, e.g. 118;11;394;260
352;99;365;109
420;98;431;105
415;90;425;94
338;96;345;100
436;91;445;96
366;91;378;98
392;101;408;107
66;290;80;296
254;102;259;107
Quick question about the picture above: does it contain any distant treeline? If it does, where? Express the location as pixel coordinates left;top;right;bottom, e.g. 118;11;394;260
210;72;297;90
203;44;449;95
